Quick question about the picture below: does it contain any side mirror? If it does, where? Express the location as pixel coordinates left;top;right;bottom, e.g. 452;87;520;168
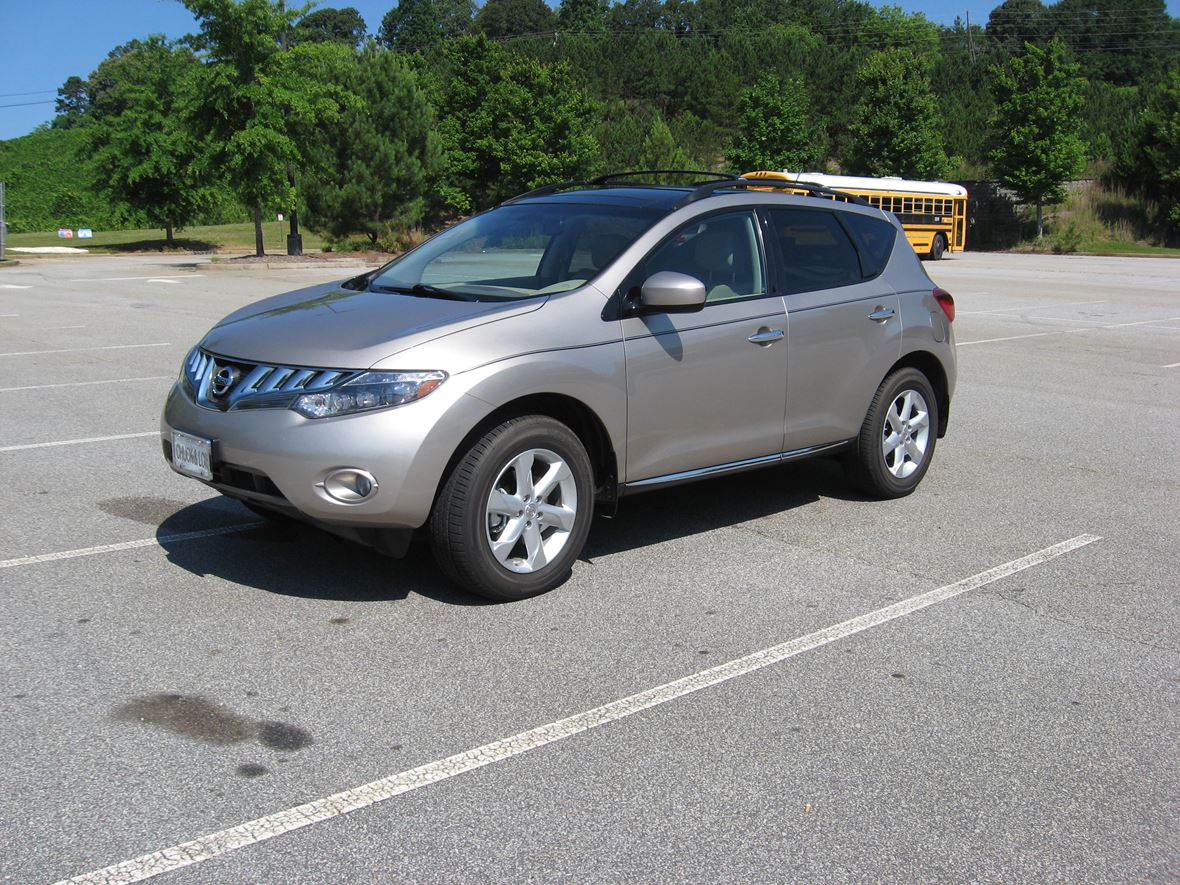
636;271;707;314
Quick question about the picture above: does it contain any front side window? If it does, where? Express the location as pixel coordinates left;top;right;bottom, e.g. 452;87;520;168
766;208;864;295
644;211;766;303
368;203;660;301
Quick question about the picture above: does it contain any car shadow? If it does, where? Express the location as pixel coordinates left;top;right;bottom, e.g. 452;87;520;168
156;458;863;605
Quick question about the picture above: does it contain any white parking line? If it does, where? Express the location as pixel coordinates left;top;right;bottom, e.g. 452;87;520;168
0;375;170;393
0;285;32;290
1165;362;1180;369
68;275;204;283
0;523;263;570
0;342;171;357
55;534;1101;885
0;432;157;453
957;299;1108;315
959;316;1180;346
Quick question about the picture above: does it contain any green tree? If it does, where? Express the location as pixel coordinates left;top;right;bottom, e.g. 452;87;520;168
844;48;950;179
302;49;440;246
52;76;90;129
181;0;355;255
475;0;556;38
83;37;211;245
985;0;1046;55
436;35;597;211
988;39;1087;238
292;7;367;46
556;0;608;32
378;0;475;51
1138;67;1180;239
727;74;823;174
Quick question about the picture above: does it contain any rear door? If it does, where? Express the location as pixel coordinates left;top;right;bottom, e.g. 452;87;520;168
764;206;903;452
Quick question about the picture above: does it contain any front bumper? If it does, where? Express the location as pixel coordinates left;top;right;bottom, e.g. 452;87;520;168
160;376;490;532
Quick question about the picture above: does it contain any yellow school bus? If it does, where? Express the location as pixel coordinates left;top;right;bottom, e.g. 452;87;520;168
743;170;968;260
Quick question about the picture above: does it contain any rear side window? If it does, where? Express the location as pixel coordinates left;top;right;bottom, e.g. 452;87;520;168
766;208;863;295
840;211;897;278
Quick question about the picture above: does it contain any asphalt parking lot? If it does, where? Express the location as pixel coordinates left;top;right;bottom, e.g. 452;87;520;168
1;250;1177;884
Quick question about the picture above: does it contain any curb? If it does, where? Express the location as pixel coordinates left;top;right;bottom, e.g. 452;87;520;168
204;259;380;272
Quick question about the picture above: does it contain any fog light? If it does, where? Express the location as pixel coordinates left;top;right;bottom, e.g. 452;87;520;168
318;469;379;504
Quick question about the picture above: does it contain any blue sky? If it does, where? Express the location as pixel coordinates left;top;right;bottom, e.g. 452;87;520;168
2;0;1177;140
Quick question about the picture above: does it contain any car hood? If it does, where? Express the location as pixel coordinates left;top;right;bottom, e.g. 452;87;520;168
201;282;547;369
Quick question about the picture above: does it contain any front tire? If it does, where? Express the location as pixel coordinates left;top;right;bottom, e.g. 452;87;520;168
929;233;947;261
846;368;939;499
430;416;594;601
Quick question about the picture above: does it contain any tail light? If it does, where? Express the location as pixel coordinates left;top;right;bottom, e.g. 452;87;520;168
933;287;955;322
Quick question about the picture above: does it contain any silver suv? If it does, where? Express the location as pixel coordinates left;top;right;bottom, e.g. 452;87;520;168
163;172;957;600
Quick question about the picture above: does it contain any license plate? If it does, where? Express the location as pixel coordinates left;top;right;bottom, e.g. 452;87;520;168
172;430;213;481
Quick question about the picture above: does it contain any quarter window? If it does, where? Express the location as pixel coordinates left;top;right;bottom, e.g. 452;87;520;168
839;211;897;278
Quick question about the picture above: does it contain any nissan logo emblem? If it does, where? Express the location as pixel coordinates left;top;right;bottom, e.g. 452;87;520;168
210;365;239;398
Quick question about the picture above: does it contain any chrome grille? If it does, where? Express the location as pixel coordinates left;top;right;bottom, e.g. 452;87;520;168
185;348;358;411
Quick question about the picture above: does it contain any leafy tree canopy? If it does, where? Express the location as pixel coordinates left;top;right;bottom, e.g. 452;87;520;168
728;75;823;173
988;38;1087;235
1138;67;1180;237
83;36;212;243
293;6;367;47
844;48;951;179
182;0;357;254
435;35;597;211
475;0;556;38
556;0;609;32
379;0;475;51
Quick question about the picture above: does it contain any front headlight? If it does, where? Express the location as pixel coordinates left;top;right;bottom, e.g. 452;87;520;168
292;371;447;419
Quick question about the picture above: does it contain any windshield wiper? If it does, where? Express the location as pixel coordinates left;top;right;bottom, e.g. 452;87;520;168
371;283;474;301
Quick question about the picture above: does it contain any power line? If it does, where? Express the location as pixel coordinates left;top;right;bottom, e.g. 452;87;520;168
0;100;56;109
0;90;57;98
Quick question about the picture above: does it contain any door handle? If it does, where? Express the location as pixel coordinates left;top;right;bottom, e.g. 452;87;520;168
748;327;785;345
867;306;896;322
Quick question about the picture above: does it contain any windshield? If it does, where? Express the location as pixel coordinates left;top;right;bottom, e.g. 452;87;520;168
368;203;662;301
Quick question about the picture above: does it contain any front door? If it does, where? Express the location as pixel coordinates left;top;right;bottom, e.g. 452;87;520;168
621;210;788;484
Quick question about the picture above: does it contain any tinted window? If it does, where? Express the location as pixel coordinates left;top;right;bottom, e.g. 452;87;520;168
644;211;765;303
766;208;863;295
840;211;897;278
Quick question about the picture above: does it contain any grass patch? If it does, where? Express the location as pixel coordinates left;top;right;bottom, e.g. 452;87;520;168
1012;181;1179;255
4;221;327;254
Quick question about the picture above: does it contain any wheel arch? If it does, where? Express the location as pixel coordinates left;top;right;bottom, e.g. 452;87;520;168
887;351;950;437
434;393;620;515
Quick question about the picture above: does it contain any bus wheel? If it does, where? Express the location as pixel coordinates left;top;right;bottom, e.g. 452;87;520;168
929;233;947;261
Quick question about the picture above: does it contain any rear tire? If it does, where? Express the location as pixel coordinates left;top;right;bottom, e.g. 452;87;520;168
845;368;939;499
929;233;947;261
430;416;594;601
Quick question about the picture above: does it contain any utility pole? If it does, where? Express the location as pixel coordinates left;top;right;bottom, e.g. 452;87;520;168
966;10;977;64
279;8;303;257
0;181;6;262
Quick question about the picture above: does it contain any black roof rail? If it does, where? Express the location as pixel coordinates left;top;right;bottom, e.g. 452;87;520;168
500;180;588;205
589;170;739;186
674;177;871;209
500;170;740;205
499;171;870;208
